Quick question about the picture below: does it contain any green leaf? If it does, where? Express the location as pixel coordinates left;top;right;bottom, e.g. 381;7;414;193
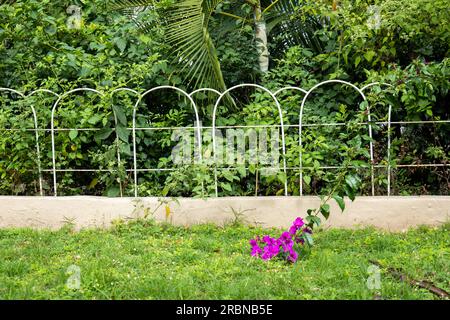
79;66;91;77
345;175;360;190
277;172;287;184
306;215;321;227
114;37;127;53
320;203;330;220
119;143;132;156
107;186;120;197
69;130;78;140
161;185;170;197
303;232;314;246
333;195;345;212
88;114;102;125
220;182;232;192
88;178;98;190
45;25;57;35
222;170;235;182
116;125;130;142
113;105;127;126
364;50;376;63
94;128;114;141
236;165;246;177
344;185;356;201
355;56;361;67
304;175;311;186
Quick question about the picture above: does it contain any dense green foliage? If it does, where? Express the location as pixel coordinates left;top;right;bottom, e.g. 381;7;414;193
0;220;448;299
0;0;448;197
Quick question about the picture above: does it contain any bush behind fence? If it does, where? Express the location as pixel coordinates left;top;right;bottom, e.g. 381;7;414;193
0;80;448;197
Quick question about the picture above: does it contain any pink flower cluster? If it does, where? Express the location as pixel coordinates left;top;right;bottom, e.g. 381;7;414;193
249;217;311;263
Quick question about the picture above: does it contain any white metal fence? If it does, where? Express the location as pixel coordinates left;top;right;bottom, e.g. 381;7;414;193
0;80;448;197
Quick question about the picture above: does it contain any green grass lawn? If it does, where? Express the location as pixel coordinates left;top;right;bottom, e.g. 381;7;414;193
0;219;448;300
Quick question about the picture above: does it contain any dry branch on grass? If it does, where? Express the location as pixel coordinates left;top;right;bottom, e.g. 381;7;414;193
369;260;450;299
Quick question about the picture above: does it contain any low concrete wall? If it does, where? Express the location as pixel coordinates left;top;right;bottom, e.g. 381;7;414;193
0;196;449;231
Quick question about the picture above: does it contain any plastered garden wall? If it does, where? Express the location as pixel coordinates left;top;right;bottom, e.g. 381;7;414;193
0;196;448;232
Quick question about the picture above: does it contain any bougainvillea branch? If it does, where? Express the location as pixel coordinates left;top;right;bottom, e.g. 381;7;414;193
250;140;363;262
249;217;311;263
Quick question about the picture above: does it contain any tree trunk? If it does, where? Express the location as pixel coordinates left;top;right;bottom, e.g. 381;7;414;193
253;2;269;73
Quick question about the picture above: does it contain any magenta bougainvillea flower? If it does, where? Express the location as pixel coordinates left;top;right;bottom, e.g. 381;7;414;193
293;217;305;228
289;217;305;235
287;248;298;263
249;217;311;263
249;239;262;257
261;243;280;260
279;231;294;252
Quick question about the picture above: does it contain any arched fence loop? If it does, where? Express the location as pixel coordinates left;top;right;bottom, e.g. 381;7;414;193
189;88;222;97
273;86;308;196
273;86;308;96
132;86;202;197
298;80;373;196
51;88;104;196
212;83;288;197
0;81;448;197
0;88;61;196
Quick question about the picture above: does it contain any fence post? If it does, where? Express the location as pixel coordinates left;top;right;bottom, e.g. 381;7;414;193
387;104;392;196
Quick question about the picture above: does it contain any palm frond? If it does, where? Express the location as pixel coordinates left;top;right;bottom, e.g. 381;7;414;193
165;0;227;91
264;0;327;56
110;0;227;92
109;0;158;29
109;0;157;11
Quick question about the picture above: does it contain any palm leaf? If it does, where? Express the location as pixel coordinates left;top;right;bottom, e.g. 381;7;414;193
111;0;227;92
109;0;157;10
263;0;327;57
167;1;227;90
